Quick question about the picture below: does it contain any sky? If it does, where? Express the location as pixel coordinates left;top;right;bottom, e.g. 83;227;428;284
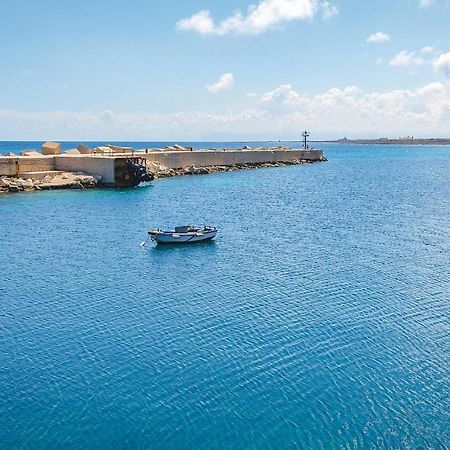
0;0;450;140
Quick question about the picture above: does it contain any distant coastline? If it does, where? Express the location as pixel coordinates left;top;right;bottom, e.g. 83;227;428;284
315;137;450;145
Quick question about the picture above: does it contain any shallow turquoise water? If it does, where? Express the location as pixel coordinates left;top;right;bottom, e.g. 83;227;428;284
1;144;449;449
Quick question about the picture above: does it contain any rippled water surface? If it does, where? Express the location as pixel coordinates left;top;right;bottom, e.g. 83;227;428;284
1;144;449;449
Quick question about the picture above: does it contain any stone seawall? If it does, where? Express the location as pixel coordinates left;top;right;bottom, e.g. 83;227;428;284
0;148;325;192
0;156;54;177
55;156;116;184
142;149;324;169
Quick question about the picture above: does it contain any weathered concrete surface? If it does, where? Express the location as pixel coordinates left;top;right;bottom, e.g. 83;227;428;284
0;156;55;176
106;144;134;154
54;155;115;184
77;144;93;154
142;149;324;169
20;150;41;157
17;170;64;180
41;141;61;155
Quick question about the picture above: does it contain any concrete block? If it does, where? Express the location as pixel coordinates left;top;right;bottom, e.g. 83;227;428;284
65;148;81;155
21;150;41;156
77;144;92;154
95;146;113;155
107;144;134;154
41;141;61;155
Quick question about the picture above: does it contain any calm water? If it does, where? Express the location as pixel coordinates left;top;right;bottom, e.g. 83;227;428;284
1;144;449;449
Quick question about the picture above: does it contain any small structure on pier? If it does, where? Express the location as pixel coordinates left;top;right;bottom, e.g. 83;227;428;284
302;131;310;150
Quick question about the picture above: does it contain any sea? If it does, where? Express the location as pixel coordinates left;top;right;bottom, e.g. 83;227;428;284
1;142;449;449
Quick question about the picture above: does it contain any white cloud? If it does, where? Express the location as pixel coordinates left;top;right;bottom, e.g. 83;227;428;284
421;46;434;54
176;0;337;35
254;82;450;135
433;52;450;77
2;82;450;140
367;31;391;43
206;73;234;93
321;1;339;19
419;0;433;7
389;47;446;71
389;50;424;67
177;10;215;35
0;108;268;141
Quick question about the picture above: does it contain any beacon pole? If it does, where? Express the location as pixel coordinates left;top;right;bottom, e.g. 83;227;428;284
302;131;310;150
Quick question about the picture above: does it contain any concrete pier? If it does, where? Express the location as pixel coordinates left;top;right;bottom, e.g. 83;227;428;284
0;146;325;191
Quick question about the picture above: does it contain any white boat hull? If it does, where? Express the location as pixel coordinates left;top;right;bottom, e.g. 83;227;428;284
149;229;217;244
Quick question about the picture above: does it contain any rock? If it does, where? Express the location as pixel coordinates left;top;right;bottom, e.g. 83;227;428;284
74;175;97;188
173;144;186;151
242;145;252;149
4;152;17;157
184;164;210;175
8;184;23;193
41;141;61;155
23;178;34;190
42;175;53;183
64;148;81;155
158;164;169;173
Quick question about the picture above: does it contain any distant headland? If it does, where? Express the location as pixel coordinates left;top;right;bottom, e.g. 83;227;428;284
316;137;450;145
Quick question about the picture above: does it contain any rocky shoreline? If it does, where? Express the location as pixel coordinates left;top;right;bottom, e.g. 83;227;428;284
0;173;99;194
149;158;326;179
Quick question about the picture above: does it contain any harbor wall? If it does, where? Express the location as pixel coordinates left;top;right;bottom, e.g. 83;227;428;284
143;149;323;169
0;149;324;181
0;156;54;176
54;156;116;184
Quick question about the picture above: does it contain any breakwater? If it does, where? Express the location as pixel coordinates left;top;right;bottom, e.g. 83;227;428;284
0;143;325;193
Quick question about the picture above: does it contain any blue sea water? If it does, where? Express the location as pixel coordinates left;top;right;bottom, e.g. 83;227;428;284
1;143;449;449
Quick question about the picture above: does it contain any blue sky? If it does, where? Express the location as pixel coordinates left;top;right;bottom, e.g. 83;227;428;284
1;0;449;140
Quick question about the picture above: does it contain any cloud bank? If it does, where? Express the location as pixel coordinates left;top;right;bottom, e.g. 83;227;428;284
1;82;450;140
176;0;337;36
433;52;450;77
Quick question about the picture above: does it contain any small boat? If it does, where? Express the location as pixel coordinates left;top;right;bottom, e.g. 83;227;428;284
142;225;218;245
